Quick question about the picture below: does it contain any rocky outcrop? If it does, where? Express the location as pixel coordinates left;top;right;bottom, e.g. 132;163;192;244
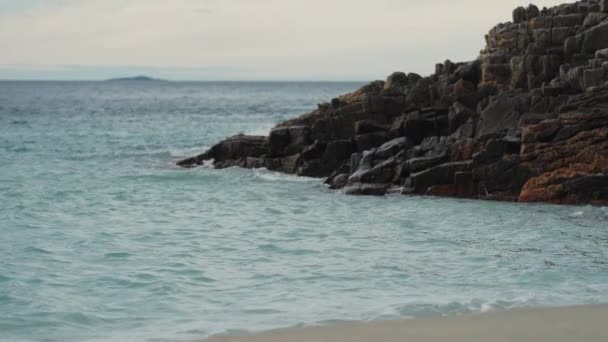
179;0;608;206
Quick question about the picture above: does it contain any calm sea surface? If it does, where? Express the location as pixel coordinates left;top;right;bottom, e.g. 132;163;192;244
1;81;608;342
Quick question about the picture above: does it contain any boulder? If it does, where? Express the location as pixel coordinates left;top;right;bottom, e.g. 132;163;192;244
384;72;408;90
411;161;472;192
320;139;355;175
526;4;539;19
408;154;449;173
269;126;312;157
355;120;389;134
476;94;528;139
402;112;437;144
375;137;411;159
448;102;474;133
354;132;389;152
596;48;608;60
343;182;389;196
583;12;608;28
582;22;608;53
328;173;349;190
583;68;605;89
177;134;268;168
301;140;326;160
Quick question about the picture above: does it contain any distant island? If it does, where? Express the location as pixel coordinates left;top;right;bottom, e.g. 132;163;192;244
106;76;167;82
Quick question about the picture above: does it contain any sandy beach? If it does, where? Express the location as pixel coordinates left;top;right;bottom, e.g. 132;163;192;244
201;304;608;342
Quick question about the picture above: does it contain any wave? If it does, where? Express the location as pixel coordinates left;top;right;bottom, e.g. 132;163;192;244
251;168;319;183
59;145;210;162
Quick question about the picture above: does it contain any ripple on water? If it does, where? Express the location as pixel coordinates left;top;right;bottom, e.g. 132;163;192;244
22;246;52;255
257;243;317;255
2;81;608;342
103;252;133;259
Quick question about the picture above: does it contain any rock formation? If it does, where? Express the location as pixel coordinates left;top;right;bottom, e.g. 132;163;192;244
179;0;608;205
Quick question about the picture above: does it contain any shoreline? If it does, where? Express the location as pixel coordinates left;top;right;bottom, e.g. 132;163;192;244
200;304;608;342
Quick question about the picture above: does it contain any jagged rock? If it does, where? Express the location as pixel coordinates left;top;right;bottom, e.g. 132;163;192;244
384;72;408;90
343;182;389;196
269;126;312;157
178;1;608;205
583;12;608;28
354;132;389;152
320;139;354;175
582;22;608;53
473;137;521;164
375;137;411;159
401;112;438;144
583;68;605;89
596;48;608;60
411;161;472;192
476;94;529;139
526;4;540;19
409;154;449;173
513;7;527;24
301;140;326;160
355;120;389;134
448;102;475;133
178;134;267;168
328;173;349;190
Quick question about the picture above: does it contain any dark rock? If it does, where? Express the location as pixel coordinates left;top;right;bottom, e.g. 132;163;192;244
526;4;539;19
348;149;375;183
408;154;449;173
583;68;605;90
329;173;349;190
177;134;267;168
375;137;411;159
269;126;312;157
583;12;608;28
597;48;608;60
513;6;527;23
582;22;608;53
476;94;528;139
343;182;389;196
384;72;408;90
411;161;472;192
355;120;389;134
448;102;474;133
321;139;354;175
473;138;521;164
354;132;389;152
402;112;437;144
301;140;326;160
177;1;608;205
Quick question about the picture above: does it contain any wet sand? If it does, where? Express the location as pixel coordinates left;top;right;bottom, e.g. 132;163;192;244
201;304;608;342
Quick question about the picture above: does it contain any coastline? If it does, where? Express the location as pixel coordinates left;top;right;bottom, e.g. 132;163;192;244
200;304;608;342
179;1;608;206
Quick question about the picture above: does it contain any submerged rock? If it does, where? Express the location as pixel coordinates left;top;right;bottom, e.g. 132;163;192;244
178;0;608;205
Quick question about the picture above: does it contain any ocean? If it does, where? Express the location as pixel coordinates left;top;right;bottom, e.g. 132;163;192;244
1;81;608;342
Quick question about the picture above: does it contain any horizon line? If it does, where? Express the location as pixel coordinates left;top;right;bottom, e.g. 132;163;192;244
0;78;371;83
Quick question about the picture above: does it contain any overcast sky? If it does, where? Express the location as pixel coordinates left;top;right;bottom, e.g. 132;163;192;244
0;0;566;80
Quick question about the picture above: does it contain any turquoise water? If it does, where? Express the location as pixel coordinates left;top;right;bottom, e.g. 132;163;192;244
1;81;608;342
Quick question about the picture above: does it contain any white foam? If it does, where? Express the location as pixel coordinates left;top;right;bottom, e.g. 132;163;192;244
168;145;209;158
252;169;318;183
569;211;585;218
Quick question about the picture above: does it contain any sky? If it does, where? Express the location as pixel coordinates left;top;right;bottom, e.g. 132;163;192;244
0;0;567;81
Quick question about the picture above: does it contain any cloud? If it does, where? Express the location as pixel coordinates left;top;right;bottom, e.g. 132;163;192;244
0;0;570;80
